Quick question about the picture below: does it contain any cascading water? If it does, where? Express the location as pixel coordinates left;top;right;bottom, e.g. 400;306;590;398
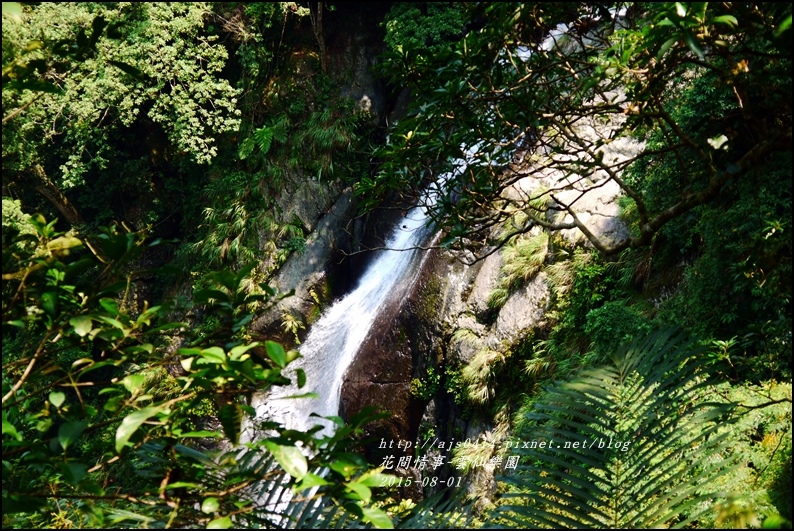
251;192;439;436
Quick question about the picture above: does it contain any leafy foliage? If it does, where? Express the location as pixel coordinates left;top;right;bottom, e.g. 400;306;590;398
410;366;440;402
584;300;652;358
382;3;467;56
365;2;792;260
494;328;739;528
1;215;396;528
3;2;241;188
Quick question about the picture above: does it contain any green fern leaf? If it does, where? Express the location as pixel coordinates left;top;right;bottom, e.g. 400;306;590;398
254;126;274;155
492;328;738;529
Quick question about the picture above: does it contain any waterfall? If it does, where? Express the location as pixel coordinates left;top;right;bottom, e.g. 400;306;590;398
251;194;438;436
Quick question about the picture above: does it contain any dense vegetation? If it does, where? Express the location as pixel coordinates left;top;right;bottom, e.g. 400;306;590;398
3;1;791;529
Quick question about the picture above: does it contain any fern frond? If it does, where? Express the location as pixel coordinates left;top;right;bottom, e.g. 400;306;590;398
254;125;275;155
395;490;472;529
492;328;738;529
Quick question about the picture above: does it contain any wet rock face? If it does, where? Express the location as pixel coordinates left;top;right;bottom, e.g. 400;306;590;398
341;250;444;463
252;190;356;342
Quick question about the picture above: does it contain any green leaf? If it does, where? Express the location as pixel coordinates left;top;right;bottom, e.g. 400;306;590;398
201;497;220;514
253;126;274;155
229;342;260;360
36;418;53;433
58;462;88;485
264;440;308;480
81;479;105;495
346;481;372;503
763;514;790;529
294;473;330;492
207;516;233;529
657;36;679;61
218;404;242;446
296;368;306;388
2;3;24;23
49;391;66;408
361;506;394;529
710;15;738;28
115;406;162;453
41;290;58;317
238;136;254;160
58;420;88;450
69;315;93;337
265;340;287;368
47;236;82;252
106;508;155;525
682;29;705;59
490;328;738;528
357;469;394;487
124;344;154;355
166;481;200;490
329;459;359;478
95;315;126;332
200;346;226;365
122;374;145;394
2;417;22;441
285;349;301;364
174;430;221;438
99;298;119;316
775;14;792;36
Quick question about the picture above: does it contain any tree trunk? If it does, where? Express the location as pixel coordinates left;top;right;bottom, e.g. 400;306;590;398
29;164;83;226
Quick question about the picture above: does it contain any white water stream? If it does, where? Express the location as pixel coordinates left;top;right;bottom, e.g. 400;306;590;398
251;193;439;437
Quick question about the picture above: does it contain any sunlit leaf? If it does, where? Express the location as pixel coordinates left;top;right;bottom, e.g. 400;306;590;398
294;472;330;492
201;497;220;514
362;506;394;529
264;440;308;480
710;15;738;28
115;406;162;453
775;14;792;36
122;374;146;394
49;391;66;408
2;417;22;441
229;342;259;359
265;340;287;368
357;468;394;487
207;516;233;529
346;481;372;503
2;2;24;23
200;346;226;365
